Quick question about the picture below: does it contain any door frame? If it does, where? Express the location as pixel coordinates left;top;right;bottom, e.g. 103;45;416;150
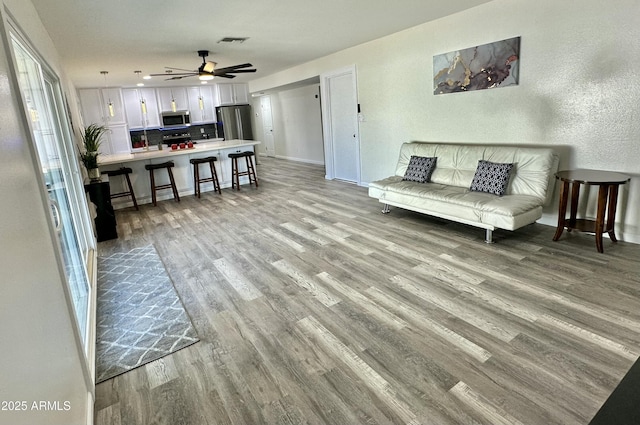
6;19;96;413
260;95;275;157
320;65;360;183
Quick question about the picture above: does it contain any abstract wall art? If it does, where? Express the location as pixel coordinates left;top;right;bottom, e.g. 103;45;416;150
433;36;520;95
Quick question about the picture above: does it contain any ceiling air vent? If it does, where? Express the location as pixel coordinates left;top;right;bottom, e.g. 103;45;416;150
217;37;249;44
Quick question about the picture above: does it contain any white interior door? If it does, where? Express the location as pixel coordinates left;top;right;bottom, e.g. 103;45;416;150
321;66;360;183
260;95;275;157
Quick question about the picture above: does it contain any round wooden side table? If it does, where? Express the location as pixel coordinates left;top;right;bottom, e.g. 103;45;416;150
553;169;630;253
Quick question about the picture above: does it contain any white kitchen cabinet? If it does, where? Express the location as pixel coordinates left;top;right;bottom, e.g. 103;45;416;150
234;84;249;104
78;88;130;154
217;83;249;105
123;88;160;129
78;89;102;125
94;124;129;155
105;124;132;154
157;87;188;112
78;88;126;125
187;86;217;123
217;84;234;105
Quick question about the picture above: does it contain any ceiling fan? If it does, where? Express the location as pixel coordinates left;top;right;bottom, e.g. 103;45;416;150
150;50;256;81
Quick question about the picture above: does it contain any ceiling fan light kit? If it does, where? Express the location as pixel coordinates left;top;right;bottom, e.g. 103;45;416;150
201;60;215;74
149;50;256;81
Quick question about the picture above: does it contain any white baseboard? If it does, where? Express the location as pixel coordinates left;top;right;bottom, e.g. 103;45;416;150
274;155;325;166
615;225;640;244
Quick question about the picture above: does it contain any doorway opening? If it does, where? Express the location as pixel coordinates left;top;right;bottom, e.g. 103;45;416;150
320;65;360;184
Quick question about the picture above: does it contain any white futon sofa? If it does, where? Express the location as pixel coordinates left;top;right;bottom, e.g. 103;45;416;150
368;142;559;242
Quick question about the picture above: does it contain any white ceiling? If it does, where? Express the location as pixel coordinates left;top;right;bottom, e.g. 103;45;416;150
30;0;491;89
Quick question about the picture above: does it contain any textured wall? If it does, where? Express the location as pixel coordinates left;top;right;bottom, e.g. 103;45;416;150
251;0;640;242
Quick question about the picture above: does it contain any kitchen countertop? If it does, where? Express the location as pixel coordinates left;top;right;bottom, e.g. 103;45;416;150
99;139;260;166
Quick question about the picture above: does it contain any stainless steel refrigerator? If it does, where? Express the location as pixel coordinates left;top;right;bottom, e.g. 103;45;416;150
216;105;254;140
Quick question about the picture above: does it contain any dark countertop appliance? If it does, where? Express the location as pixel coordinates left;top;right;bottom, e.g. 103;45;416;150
161;131;192;146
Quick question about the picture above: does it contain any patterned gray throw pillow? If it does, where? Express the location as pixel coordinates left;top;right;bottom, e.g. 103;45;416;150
470;160;514;196
402;156;437;183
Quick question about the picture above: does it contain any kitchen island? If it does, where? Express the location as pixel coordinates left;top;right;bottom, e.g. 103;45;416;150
98;139;260;208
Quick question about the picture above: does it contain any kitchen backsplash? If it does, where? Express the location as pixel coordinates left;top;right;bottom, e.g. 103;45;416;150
130;123;219;148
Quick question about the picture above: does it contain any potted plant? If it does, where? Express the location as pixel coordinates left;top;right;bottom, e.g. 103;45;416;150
79;123;108;181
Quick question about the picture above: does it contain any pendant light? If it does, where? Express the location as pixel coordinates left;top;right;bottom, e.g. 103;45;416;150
134;71;147;114
170;89;177;112
197;88;205;122
100;71;114;117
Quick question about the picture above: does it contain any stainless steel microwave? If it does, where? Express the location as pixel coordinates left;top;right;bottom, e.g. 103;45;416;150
161;111;190;128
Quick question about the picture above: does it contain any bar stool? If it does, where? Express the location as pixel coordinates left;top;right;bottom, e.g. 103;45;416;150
144;161;180;206
228;151;258;190
189;156;221;198
101;167;138;210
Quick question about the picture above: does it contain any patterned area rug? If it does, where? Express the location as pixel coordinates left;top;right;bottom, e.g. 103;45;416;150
95;245;199;383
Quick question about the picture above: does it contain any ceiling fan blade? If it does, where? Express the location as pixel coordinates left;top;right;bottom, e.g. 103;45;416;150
216;69;256;74
165;74;198;80
150;72;198;77
213;63;254;73
215;74;236;79
165;66;197;72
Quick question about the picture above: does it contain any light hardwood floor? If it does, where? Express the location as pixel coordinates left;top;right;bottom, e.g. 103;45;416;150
95;157;640;425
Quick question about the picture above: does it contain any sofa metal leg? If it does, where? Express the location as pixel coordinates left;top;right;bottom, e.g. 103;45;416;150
485;229;494;244
381;203;390;214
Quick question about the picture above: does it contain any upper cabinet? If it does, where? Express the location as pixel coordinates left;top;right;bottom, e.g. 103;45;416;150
123;88;160;129
78;88;126;125
187;85;218;123
156;87;188;112
78;88;129;154
217;83;249;105
80;83;248;149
